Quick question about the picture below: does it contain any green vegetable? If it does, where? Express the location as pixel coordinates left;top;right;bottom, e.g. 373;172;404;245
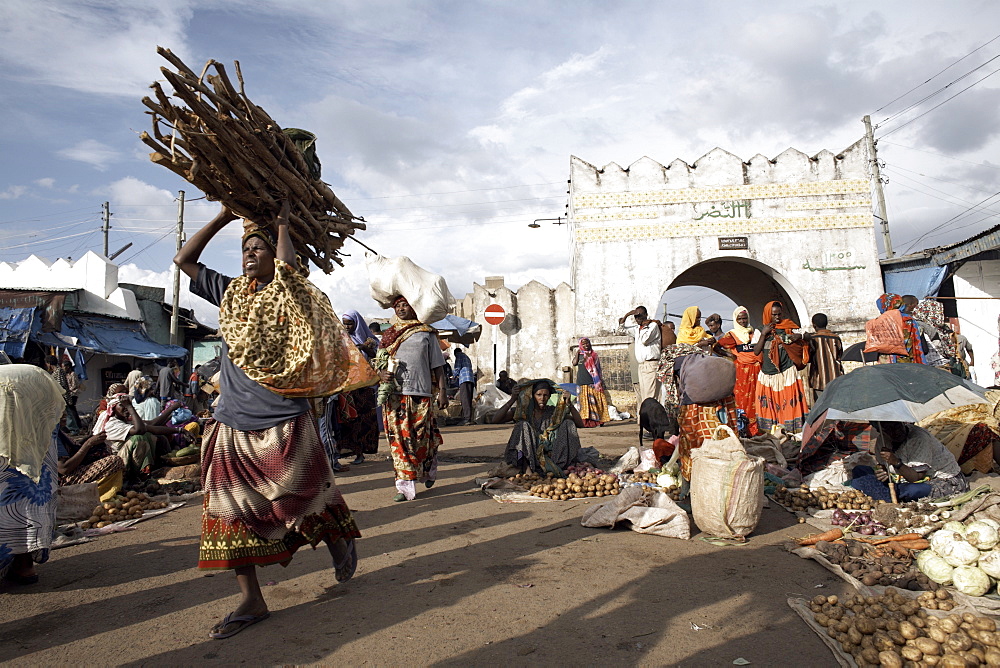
916;549;954;584
952;564;992;596
175;446;199;457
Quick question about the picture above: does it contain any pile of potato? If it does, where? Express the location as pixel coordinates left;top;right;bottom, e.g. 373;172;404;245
505;472;546;487
816;539;939;591
81;491;168;529
810;589;1000;666
623;470;660;485
529;472;621;500
773;485;874;512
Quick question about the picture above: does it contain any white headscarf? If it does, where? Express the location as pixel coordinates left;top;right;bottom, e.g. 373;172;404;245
730;306;755;345
0;364;65;482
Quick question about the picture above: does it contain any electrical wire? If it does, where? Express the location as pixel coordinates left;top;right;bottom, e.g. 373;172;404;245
0;218;98;240
897;187;1000;253
878;64;1000;138
873;32;1000;116
352;181;564;200
0;229;95;252
880;141;1000;170
0;206;98;226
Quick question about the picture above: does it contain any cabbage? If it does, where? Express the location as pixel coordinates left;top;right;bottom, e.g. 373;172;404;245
952;565;993;597
656;472;681;489
943;521;968;535
980;518;1000;532
979;550;1000;579
917;550;954;584
940;538;981;567
966;521;1000;550
930;529;963;556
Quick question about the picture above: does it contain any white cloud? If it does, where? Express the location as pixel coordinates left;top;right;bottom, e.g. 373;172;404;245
0;185;28;200
34;177;55;188
57;139;123;171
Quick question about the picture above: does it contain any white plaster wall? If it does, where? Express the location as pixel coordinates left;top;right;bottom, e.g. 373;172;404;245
569;141;883;341
0;250;142;320
953;260;1000;386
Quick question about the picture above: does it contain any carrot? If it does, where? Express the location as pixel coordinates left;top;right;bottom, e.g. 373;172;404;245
797;528;844;546
892;539;930;551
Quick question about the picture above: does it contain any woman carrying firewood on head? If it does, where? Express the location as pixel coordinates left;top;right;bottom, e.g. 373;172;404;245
174;202;370;640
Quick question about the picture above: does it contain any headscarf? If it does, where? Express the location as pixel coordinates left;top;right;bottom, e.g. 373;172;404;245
511;378;571;476
93;392;129;436
730;306;754;345
0;364;65;482
876;293;904;314
577;338;604;391
915;299;957;359
762;300;804;370
677;306;708;345
378;316;434;355
241;219;277;251
342;309;376;348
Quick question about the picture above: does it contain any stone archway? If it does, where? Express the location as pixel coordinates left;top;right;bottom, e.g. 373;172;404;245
665;257;808;329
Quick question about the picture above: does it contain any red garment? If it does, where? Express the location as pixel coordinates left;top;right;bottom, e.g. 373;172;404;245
718;331;761;436
761;300;808;371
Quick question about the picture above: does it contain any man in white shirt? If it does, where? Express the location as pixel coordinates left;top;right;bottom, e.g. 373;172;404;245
619;305;662;407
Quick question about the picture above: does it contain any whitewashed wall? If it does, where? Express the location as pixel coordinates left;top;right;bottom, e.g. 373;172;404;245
953;260;1000;386
569;141;884;341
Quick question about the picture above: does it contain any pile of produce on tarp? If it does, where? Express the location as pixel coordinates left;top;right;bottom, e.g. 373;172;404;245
141;47;365;272
789;588;1000;667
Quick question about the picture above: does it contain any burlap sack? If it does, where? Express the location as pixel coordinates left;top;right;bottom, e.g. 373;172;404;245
690;425;765;539
581;486;690;538
57;483;100;523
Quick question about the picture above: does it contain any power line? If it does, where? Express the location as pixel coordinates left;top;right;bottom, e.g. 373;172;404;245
0;229;95;252
878;64;1000;138
0;206;99;226
897;187;1000;253
0;217;98;240
873;32;1000;115
880;141;1000;171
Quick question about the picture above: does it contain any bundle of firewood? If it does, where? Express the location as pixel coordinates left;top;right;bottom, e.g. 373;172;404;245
140;46;364;272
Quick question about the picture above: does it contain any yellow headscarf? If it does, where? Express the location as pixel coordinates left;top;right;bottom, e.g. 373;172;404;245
677;306;708;345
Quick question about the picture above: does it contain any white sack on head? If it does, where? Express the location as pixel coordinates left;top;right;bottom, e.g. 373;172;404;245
0;364;65;482
366;254;454;324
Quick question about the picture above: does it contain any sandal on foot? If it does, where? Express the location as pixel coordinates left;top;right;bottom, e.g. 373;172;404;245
209;611;270;640
392;493;407;502
333;539;358;583
424;479;435;489
351;455;365;465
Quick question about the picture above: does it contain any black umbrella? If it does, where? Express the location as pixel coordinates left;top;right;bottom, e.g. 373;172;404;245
840;341;880;363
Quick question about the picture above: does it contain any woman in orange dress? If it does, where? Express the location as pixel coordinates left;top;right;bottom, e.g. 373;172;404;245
717;306;761;436
752;300;809;434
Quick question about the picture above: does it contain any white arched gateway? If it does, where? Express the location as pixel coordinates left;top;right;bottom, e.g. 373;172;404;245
569;141;884;343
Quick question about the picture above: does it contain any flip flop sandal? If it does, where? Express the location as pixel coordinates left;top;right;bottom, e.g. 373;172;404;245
424;479;435;489
392;493;407;502
208;611;270;640
333;539;358;583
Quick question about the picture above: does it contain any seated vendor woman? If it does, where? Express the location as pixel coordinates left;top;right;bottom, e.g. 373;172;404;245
492;379;585;475
57;429;125;499
92;384;192;481
849;421;969;502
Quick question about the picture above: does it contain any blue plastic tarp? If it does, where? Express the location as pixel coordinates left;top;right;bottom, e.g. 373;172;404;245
431;314;481;336
882;264;948;300
33;313;187;360
0;306;34;357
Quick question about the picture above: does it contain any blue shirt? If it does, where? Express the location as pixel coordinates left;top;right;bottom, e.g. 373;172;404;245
453;351;475;385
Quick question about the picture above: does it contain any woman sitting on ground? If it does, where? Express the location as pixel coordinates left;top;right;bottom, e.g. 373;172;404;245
849;421;968;502
92;384;191;481
492;379;585;475
57;429;125;500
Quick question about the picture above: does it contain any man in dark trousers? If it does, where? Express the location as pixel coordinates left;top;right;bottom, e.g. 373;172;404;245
452;347;476;426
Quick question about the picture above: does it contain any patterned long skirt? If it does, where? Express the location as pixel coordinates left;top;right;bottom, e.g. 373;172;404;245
198;413;360;571
383;394;443;498
339;388;380;456
733;360;761;437
577;384;611;427
677;396;738;480
0;441;57;580
756;366;808;434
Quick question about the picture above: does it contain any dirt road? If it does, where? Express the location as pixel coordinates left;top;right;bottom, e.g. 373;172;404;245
0;421;844;666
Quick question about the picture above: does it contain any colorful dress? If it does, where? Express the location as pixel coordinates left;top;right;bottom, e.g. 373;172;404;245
379;319;445;500
574;338;610;427
875;293;924;364
503;379;581;475
656;343;708;414
756;301;808;434
191;264;361;570
0;365;64;581
717;314;761;437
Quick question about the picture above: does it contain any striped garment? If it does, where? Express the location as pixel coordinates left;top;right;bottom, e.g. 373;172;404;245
808;331;844;395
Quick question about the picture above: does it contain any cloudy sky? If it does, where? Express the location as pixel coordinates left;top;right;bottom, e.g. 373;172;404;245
2;1;999;328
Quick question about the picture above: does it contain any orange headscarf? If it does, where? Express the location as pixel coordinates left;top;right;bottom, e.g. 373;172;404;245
762;300;804;370
761;300;799;333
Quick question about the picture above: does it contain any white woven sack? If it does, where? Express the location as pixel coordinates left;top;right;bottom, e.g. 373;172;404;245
690;425;765;539
366;254;454;324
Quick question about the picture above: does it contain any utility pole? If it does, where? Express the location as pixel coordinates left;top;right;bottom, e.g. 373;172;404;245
170;190;185;346
863;115;894;258
101;201;111;257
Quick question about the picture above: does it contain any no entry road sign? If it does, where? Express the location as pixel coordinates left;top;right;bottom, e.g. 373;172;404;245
484;304;506;325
